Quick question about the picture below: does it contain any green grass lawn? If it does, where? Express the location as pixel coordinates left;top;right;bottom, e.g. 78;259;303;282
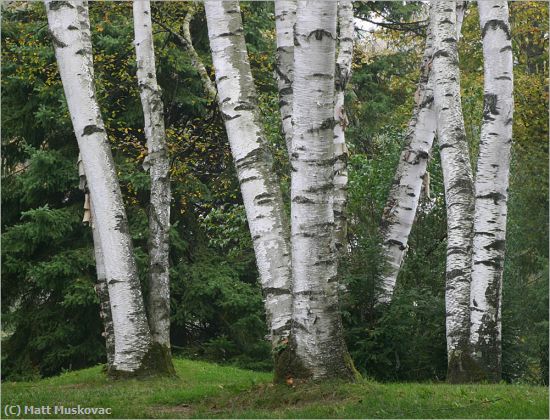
2;358;548;418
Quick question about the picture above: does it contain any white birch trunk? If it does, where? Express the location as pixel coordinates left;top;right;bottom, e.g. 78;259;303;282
281;0;355;382
469;0;514;382
78;154;115;368
46;0;154;375
431;0;475;383
90;206;116;368
204;0;293;349
180;6;218;102
133;0;173;359
378;3;467;305
274;0;296;157
333;0;354;254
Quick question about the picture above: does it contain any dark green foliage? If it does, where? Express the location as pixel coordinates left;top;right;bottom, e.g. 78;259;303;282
342;130;448;382
170;250;271;372
345;289;447;382
1;202;104;380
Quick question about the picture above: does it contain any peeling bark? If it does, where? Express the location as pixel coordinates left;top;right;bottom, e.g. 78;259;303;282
46;0;158;376
276;0;356;383
333;0;354;255
274;0;296;157
133;0;174;372
378;2;468;305
430;0;475;383
469;0;514;383
204;0;293;352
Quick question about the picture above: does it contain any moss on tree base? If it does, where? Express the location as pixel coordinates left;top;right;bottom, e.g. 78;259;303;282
107;342;176;379
447;350;487;384
273;343;313;384
273;337;359;384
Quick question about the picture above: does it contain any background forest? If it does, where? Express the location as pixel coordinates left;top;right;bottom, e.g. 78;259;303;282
1;0;548;385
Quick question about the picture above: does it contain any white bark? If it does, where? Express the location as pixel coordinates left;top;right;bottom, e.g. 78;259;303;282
469;0;514;382
333;0;354;254
46;0;153;374
274;0;296;157
78;154;115;368
378;3;468;305
431;0;475;383
204;0;293;347
286;0;354;381
90;206;116;368
133;0;172;350
180;6;218;102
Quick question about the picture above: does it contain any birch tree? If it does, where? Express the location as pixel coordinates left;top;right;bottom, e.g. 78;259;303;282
76;1;116;371
75;3;115;366
78;155;115;368
430;0;475;383
274;0;296;157
204;0;293;351
379;2;467;305
333;0;354;254
153;4;217;102
275;0;356;382
133;0;174;369
469;0;514;382
45;0;170;376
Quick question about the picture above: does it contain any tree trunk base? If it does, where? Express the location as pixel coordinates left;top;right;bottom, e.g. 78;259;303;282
447;350;489;384
273;337;360;384
107;343;176;379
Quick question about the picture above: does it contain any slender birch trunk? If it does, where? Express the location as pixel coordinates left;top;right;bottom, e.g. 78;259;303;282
78;155;115;369
333;0;354;255
180;6;218;102
378;3;467;305
46;0;158;376
133;0;174;373
204;0;293;351
274;0;296;157
430;0;476;384
276;0;356;383
154;5;217;102
469;0;514;383
91;222;116;369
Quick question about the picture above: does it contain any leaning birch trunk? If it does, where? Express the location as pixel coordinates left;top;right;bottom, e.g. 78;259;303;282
469;0;514;383
180;6;218;102
378;2;467;305
78;155;115;368
75;3;116;369
204;0;293;351
46;0;157;376
274;0;296;157
133;0;175;373
91;223;116;369
431;0;476;383
276;0;356;383
333;0;354;254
